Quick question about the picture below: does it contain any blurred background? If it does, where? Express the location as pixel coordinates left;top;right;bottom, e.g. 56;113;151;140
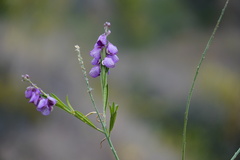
0;0;240;160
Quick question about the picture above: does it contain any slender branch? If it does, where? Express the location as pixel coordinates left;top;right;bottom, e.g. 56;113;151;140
100;47;108;126
230;147;240;160
75;45;120;160
75;45;102;122
181;1;230;160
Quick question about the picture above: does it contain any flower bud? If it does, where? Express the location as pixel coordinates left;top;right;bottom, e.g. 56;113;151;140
89;65;101;78
102;57;115;68
107;42;118;55
96;34;107;47
90;47;102;59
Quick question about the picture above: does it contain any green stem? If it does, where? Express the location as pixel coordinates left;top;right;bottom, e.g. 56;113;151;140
230;147;240;160
104;132;120;160
73;111;105;133
99;49;120;160
75;46;120;160
181;1;229;160
100;48;109;120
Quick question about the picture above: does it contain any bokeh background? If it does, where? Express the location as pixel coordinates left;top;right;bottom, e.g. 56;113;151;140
0;0;240;160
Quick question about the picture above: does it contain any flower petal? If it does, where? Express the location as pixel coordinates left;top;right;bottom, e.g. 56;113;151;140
102;57;115;68
47;96;57;107
25;86;34;99
89;65;101;78
91;58;100;65
37;98;47;109
109;55;119;63
96;34;107;47
90;47;101;59
29;88;41;105
107;42;118;55
37;106;52;116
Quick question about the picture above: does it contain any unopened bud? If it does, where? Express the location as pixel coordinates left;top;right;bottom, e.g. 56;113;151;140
22;74;30;81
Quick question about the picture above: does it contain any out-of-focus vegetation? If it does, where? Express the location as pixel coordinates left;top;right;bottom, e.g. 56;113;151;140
0;1;240;160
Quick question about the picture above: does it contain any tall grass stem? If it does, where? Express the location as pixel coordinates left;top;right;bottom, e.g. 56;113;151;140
181;1;229;160
230;147;240;160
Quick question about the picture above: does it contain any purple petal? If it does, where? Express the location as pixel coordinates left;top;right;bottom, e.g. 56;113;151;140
37;105;52;116
90;47;102;59
102;57;115;68
37;98;47;108
29;88;41;105
37;98;53;116
25;86;34;99
91;58;100;65
47;96;57;107
36;98;53;116
109;55;119;63
89;65;101;78
107;42;118;55
96;34;107;47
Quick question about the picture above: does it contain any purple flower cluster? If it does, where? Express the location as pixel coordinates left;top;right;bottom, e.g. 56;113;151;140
89;23;119;78
25;86;57;115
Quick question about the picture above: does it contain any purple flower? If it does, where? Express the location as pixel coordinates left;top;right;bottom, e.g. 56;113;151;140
37;106;52;116
102;57;115;68
91;58;100;65
24;86;57;116
102;55;119;68
37;97;47;109
36;96;56;116
109;55;119;63
37;98;51;116
29;88;41;105
90;47;102;59
96;34;107;47
25;86;34;98
89;22;119;78
47;96;57;107
89;65;101;78
107;42;118;55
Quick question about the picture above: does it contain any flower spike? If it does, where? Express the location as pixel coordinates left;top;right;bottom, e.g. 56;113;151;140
89;22;119;78
22;74;57;115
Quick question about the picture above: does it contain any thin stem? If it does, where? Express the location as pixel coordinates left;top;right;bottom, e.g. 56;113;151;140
75;45;120;160
75;45;104;126
181;1;229;160
230;147;240;160
100;48;108;126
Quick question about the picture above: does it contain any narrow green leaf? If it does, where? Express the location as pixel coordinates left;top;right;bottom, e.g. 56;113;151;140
66;95;74;112
50;94;103;133
109;103;119;133
109;102;115;113
50;93;64;105
103;84;109;112
50;93;71;113
74;111;99;131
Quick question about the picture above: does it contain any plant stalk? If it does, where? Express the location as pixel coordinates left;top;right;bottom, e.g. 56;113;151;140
230;147;240;160
181;1;229;160
75;46;120;160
